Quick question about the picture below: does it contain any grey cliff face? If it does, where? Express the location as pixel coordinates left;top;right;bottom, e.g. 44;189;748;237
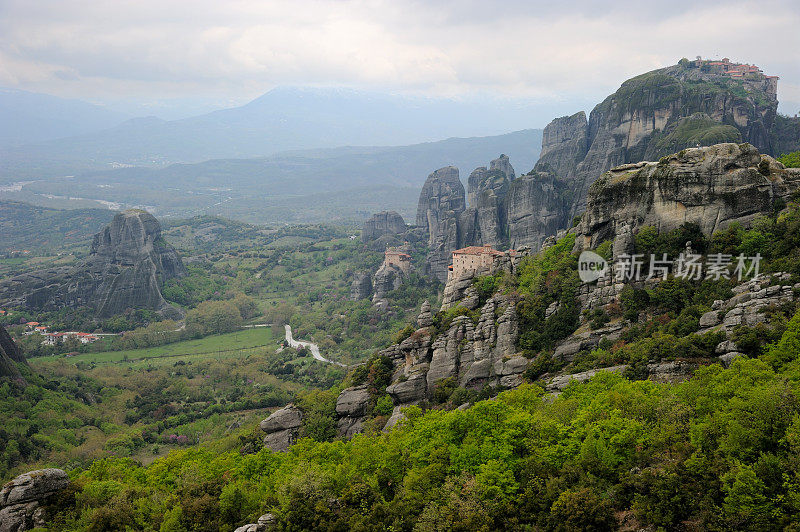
414;158;523;281
0;209;186;319
371;262;406;305
573;143;800;256
415;166;466;281
361;211;407;243
415;166;465;230
505;172;572;251
409;155;576;281
0;468;69;532
536;62;783;217
349;271;373;301
533;112;589;179
467;155;516;248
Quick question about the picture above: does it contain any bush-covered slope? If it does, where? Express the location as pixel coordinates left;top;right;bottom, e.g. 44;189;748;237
35;352;800;531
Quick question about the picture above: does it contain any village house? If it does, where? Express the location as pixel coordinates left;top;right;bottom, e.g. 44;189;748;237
447;244;513;281
42;331;99;346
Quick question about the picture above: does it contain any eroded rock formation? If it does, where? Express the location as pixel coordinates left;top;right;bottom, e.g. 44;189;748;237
0;469;69;532
260;404;303;452
537;60;786;216
416;166;466;280
361;211;407;246
573;143;800;256
0;209;186;319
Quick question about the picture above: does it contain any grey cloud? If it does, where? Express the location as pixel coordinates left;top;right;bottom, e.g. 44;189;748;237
0;0;798;116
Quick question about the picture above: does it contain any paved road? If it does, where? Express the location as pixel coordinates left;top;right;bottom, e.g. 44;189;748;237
284;325;344;366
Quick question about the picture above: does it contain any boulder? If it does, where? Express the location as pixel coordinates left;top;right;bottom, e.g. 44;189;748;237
0;469;69;532
234;513;277;532
719;352;745;367
546;365;628;391
383;406;406;432
335;385;371;418
386;369;428;404
260;405;303;452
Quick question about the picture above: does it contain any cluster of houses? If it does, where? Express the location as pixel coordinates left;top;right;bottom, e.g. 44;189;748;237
22;321;100;346
694;57;779;97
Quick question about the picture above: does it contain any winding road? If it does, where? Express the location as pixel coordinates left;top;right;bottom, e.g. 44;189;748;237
284;325;344;366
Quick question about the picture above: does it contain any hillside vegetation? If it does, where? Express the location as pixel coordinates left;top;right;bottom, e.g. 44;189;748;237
13;194;800;530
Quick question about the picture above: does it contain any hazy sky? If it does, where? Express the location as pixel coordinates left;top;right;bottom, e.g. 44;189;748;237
1;0;798;121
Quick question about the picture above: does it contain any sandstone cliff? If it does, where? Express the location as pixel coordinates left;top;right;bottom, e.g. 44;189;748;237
538;60;787;216
466;154;515;248
416;166;466;280
0;209;186;319
573;143;800;256
533;111;589;179
505;171;572;251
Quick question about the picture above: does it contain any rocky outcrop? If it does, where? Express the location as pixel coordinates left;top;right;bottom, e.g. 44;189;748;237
361;211;407;243
546;365;628;392
505;172;572;250
534;112;589;179
260;405;303;452
467;155;515;248
349;271;373;301
440;248;525;311
234;513;277;532
0;209;186;319
573;143;800;256
416;300;433;328
333;292;527;438
697;273;797;338
416;166;466;281
413;157;554;280
371;263;406;306
0;324;26;380
335;385;371;438
0;468;69;532
537;60;783;216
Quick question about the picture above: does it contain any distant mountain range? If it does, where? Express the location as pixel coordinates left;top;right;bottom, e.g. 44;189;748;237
0;87;554;180
0;129;542;224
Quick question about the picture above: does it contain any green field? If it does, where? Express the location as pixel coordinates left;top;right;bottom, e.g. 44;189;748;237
35;327;276;365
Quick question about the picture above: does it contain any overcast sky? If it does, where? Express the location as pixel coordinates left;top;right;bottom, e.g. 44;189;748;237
1;0;798;122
